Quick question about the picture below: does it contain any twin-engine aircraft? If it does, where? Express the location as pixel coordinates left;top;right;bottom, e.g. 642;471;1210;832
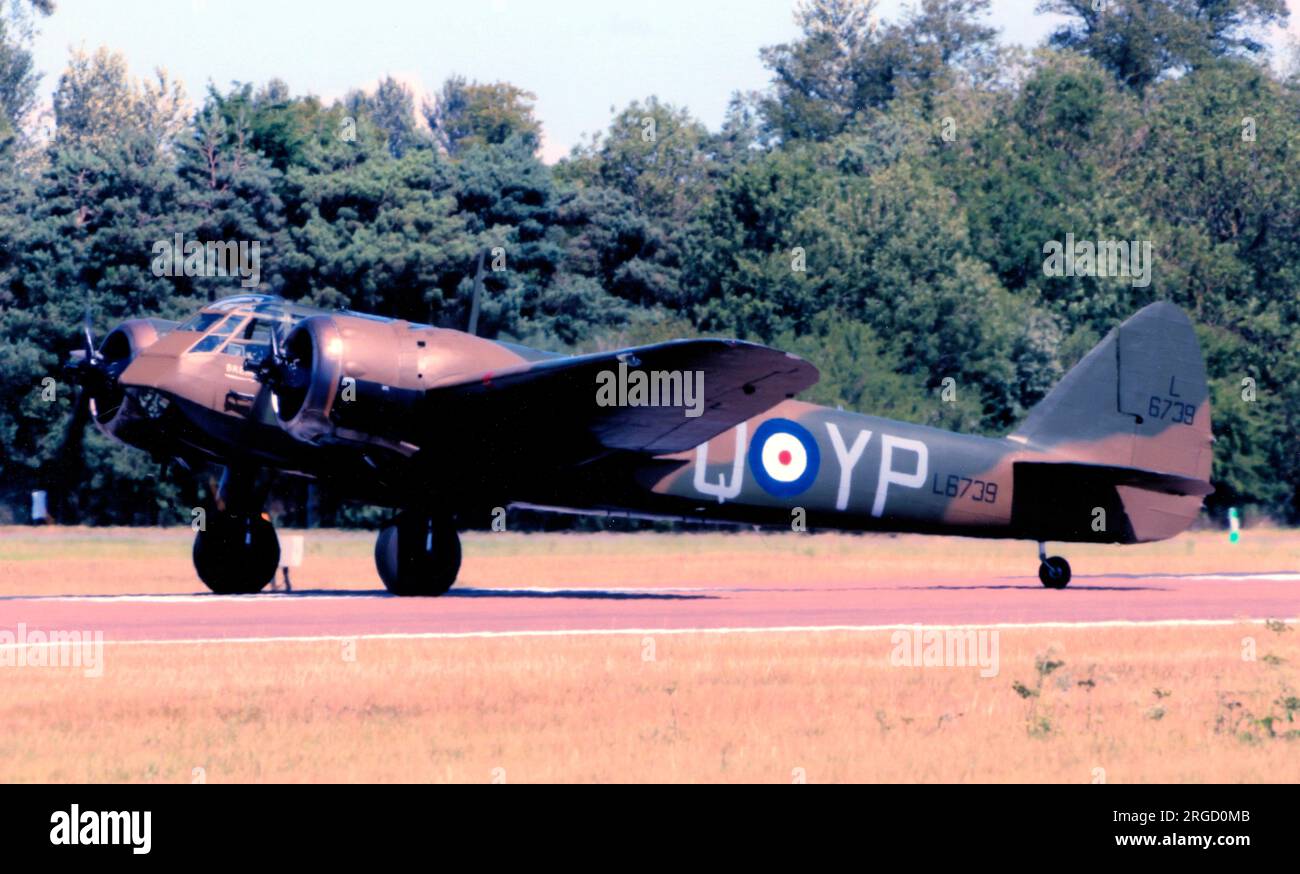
60;294;1214;595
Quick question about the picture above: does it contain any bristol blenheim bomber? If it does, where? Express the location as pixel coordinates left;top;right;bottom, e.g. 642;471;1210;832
61;294;1213;595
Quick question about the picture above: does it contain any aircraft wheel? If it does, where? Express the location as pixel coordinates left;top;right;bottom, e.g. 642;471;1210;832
375;513;461;596
1038;556;1071;589
193;512;280;595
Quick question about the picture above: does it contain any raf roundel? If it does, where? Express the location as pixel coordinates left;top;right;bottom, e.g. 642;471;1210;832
747;418;821;498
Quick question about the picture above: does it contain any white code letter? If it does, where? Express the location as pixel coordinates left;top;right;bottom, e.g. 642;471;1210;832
873;436;928;517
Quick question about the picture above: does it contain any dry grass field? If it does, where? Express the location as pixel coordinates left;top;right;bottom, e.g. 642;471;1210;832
0;526;1298;782
0;626;1297;783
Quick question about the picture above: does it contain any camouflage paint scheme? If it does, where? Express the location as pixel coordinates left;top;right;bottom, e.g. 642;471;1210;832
99;295;1212;546
622;302;1213;544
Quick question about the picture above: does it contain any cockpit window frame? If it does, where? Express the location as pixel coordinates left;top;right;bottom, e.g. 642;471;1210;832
180;294;429;358
176;311;226;334
185;314;246;355
220;317;275;362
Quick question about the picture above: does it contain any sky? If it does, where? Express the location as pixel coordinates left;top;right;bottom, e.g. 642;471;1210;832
22;0;1300;163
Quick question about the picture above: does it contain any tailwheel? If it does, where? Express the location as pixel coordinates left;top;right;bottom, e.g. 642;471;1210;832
375;512;461;596
1038;555;1072;589
193;511;280;594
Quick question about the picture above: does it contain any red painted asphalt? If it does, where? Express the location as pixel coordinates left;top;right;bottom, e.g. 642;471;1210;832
1;573;1297;641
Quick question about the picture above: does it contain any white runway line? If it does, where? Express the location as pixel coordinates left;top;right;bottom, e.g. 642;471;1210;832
7;572;1300;604
4;586;745;603
0;616;1290;650
1184;573;1300;581
3;593;380;603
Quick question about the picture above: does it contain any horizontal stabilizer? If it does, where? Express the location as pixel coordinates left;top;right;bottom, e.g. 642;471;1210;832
1015;461;1214;498
1011;459;1213;544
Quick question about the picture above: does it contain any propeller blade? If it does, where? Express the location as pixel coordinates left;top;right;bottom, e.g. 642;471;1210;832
245;299;296;387
55;387;90;458
250;382;277;421
82;308;98;361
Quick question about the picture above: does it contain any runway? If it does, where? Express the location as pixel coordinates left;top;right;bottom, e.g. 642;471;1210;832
3;571;1297;644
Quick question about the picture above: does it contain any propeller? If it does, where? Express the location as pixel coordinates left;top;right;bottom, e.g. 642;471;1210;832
247;320;284;420
50;310;103;522
65;311;101;390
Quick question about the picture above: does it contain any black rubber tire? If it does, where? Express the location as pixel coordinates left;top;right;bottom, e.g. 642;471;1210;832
375;513;461;596
193;513;280;595
1038;556;1072;589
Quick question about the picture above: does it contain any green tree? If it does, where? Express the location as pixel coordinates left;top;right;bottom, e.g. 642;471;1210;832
204;80;320;172
425;76;542;157
1132;59;1300;517
175;98;288;299
565;97;713;224
758;0;999;141
361;76;423;159
1039;0;1288;91
556;97;719;312
3;47;193;521
450;133;571;338
0;9;40;157
941;51;1147;322
281;112;469;322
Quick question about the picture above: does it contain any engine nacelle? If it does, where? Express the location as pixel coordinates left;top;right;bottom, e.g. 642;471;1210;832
93;318;173;430
273;315;347;443
271;313;435;450
268;311;536;453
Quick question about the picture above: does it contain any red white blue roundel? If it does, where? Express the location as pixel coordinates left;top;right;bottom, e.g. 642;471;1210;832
748;418;821;498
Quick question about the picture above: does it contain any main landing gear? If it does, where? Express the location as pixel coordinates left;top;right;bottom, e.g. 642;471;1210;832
188;465;461;595
1037;542;1071;589
374;511;462;597
194;511;280;594
192;467;279;595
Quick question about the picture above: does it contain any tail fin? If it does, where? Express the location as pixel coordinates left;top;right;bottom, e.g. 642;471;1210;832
1010;302;1214;542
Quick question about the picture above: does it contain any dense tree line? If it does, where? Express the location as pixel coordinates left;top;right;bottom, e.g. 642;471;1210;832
0;0;1296;525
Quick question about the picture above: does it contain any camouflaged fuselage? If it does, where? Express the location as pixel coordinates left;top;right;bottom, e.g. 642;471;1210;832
103;296;1213;545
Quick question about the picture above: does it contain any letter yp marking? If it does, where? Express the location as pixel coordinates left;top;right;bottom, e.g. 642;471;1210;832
873;435;928;517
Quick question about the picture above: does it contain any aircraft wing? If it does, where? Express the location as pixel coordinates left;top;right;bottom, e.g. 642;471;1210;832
425;339;819;457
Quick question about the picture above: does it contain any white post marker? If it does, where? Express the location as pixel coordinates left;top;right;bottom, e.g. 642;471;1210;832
30;490;48;526
280;534;304;591
1228;508;1240;544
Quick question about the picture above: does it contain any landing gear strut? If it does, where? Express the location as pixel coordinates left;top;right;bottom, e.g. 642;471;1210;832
375;511;461;596
194;511;280;594
192;467;279;595
1037;542;1071;589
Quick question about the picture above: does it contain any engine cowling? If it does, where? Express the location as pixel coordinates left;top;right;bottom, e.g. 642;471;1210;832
92;319;172;430
265;311;535;452
269;313;437;450
272;315;346;443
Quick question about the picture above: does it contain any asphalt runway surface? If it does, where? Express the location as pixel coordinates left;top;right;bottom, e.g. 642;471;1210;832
3;570;1298;643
